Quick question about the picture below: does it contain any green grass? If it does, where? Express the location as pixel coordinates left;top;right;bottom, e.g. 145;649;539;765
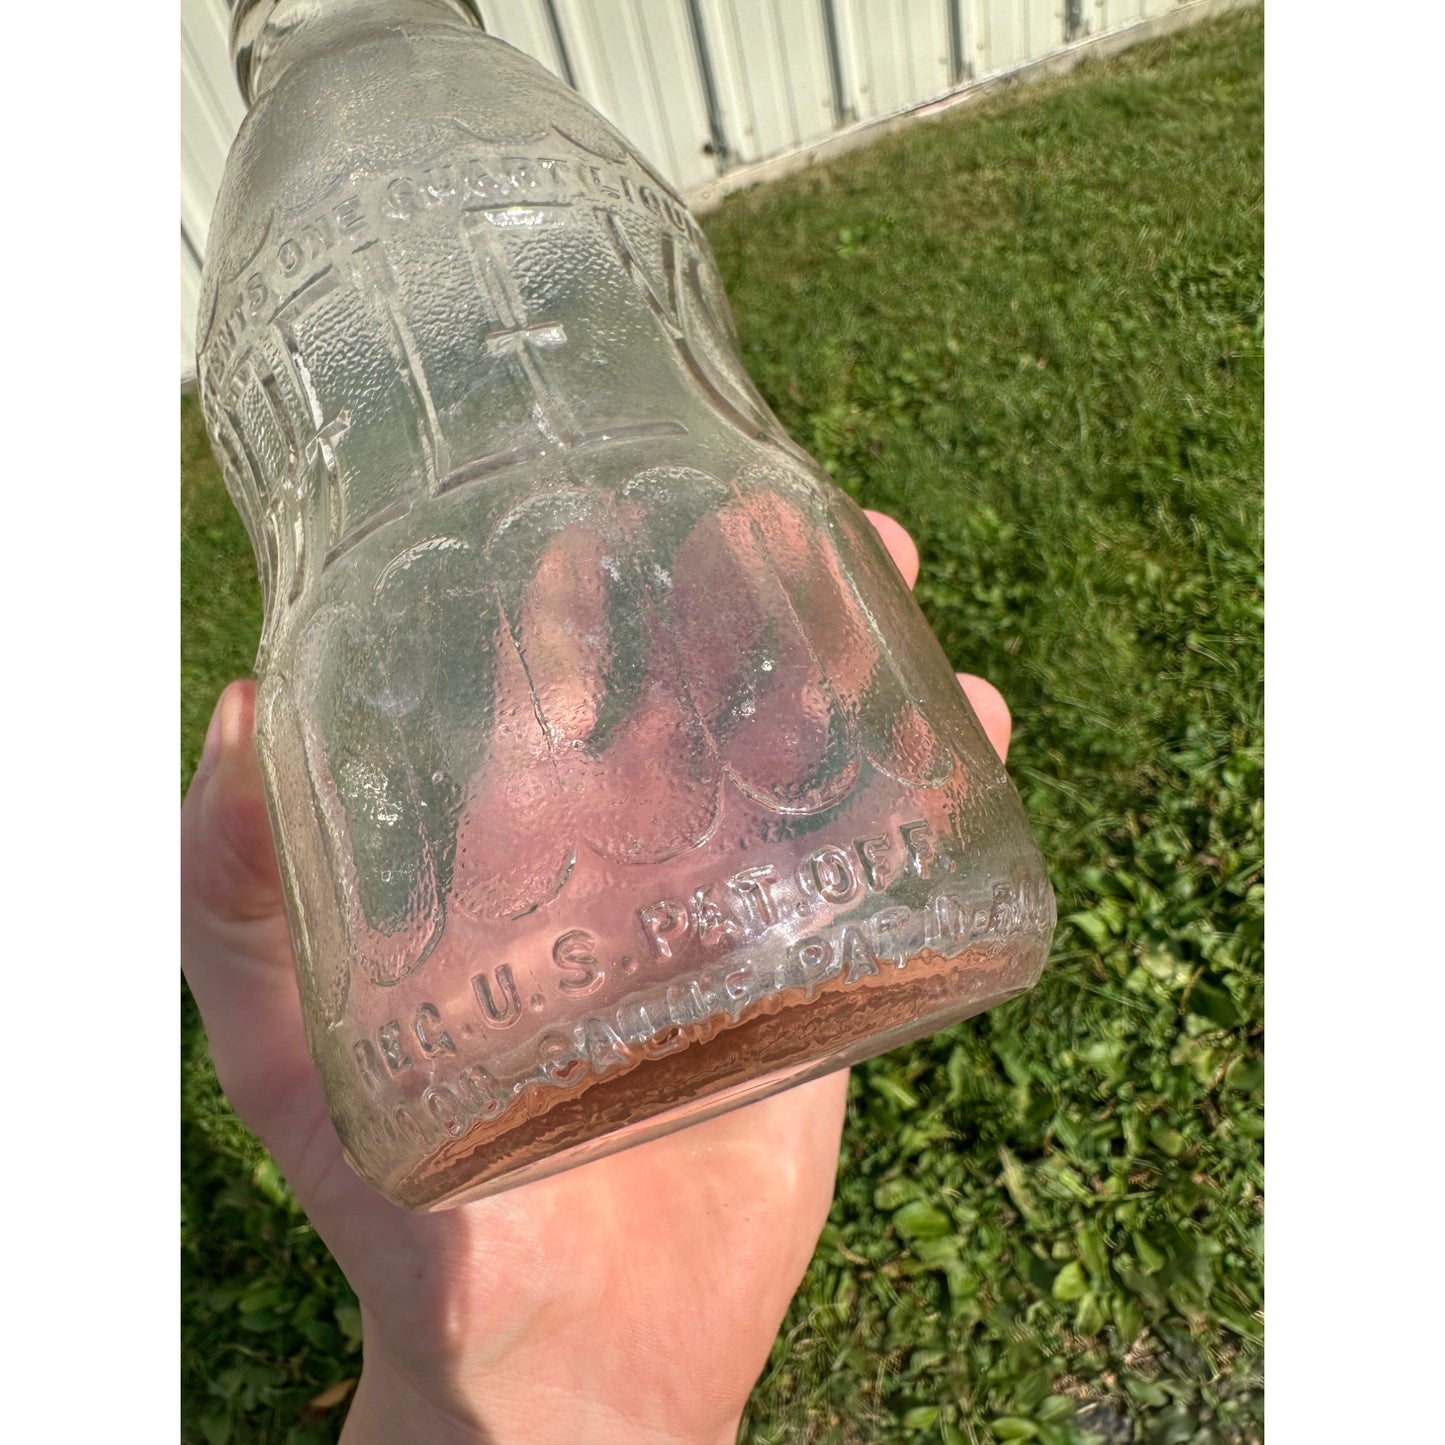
181;11;1263;1443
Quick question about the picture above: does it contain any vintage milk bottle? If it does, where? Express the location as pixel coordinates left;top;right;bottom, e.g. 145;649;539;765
197;0;1056;1208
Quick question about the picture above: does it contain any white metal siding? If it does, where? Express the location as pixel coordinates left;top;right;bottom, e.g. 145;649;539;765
550;1;718;191
1024;0;1063;56
469;0;571;78
1096;1;1184;29
1092;0;1134;30
695;0;838;163
838;0;954;122
181;0;1215;378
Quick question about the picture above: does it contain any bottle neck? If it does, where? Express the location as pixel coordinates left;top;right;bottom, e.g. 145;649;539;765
231;0;483;105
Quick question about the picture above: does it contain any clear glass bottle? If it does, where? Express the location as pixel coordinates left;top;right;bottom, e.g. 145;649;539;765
197;0;1055;1209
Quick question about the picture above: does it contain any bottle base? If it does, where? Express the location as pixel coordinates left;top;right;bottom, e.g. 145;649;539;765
381;929;1050;1210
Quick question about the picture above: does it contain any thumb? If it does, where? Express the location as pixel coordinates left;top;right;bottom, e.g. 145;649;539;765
183;680;284;925
181;680;320;1139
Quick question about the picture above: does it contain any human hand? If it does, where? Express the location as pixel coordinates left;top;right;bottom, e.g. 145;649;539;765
181;511;1013;1445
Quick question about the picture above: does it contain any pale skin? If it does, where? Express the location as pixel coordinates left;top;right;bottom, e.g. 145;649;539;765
181;511;1013;1445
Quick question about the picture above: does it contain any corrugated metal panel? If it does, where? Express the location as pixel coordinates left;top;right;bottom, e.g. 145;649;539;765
973;0;1025;75
471;0;571;80
1094;0;1145;27
1091;2;1184;38
1028;0;1064;53
550;0;718;191
1029;0;1064;52
969;0;1070;78
694;0;838;164
837;0;954;121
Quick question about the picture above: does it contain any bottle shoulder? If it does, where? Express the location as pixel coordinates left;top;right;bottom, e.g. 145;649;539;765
195;20;808;644
205;24;653;275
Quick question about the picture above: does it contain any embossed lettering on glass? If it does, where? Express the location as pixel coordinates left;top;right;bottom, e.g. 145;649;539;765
198;0;1056;1209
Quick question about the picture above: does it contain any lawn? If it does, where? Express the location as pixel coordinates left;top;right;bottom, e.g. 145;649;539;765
181;10;1263;1443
